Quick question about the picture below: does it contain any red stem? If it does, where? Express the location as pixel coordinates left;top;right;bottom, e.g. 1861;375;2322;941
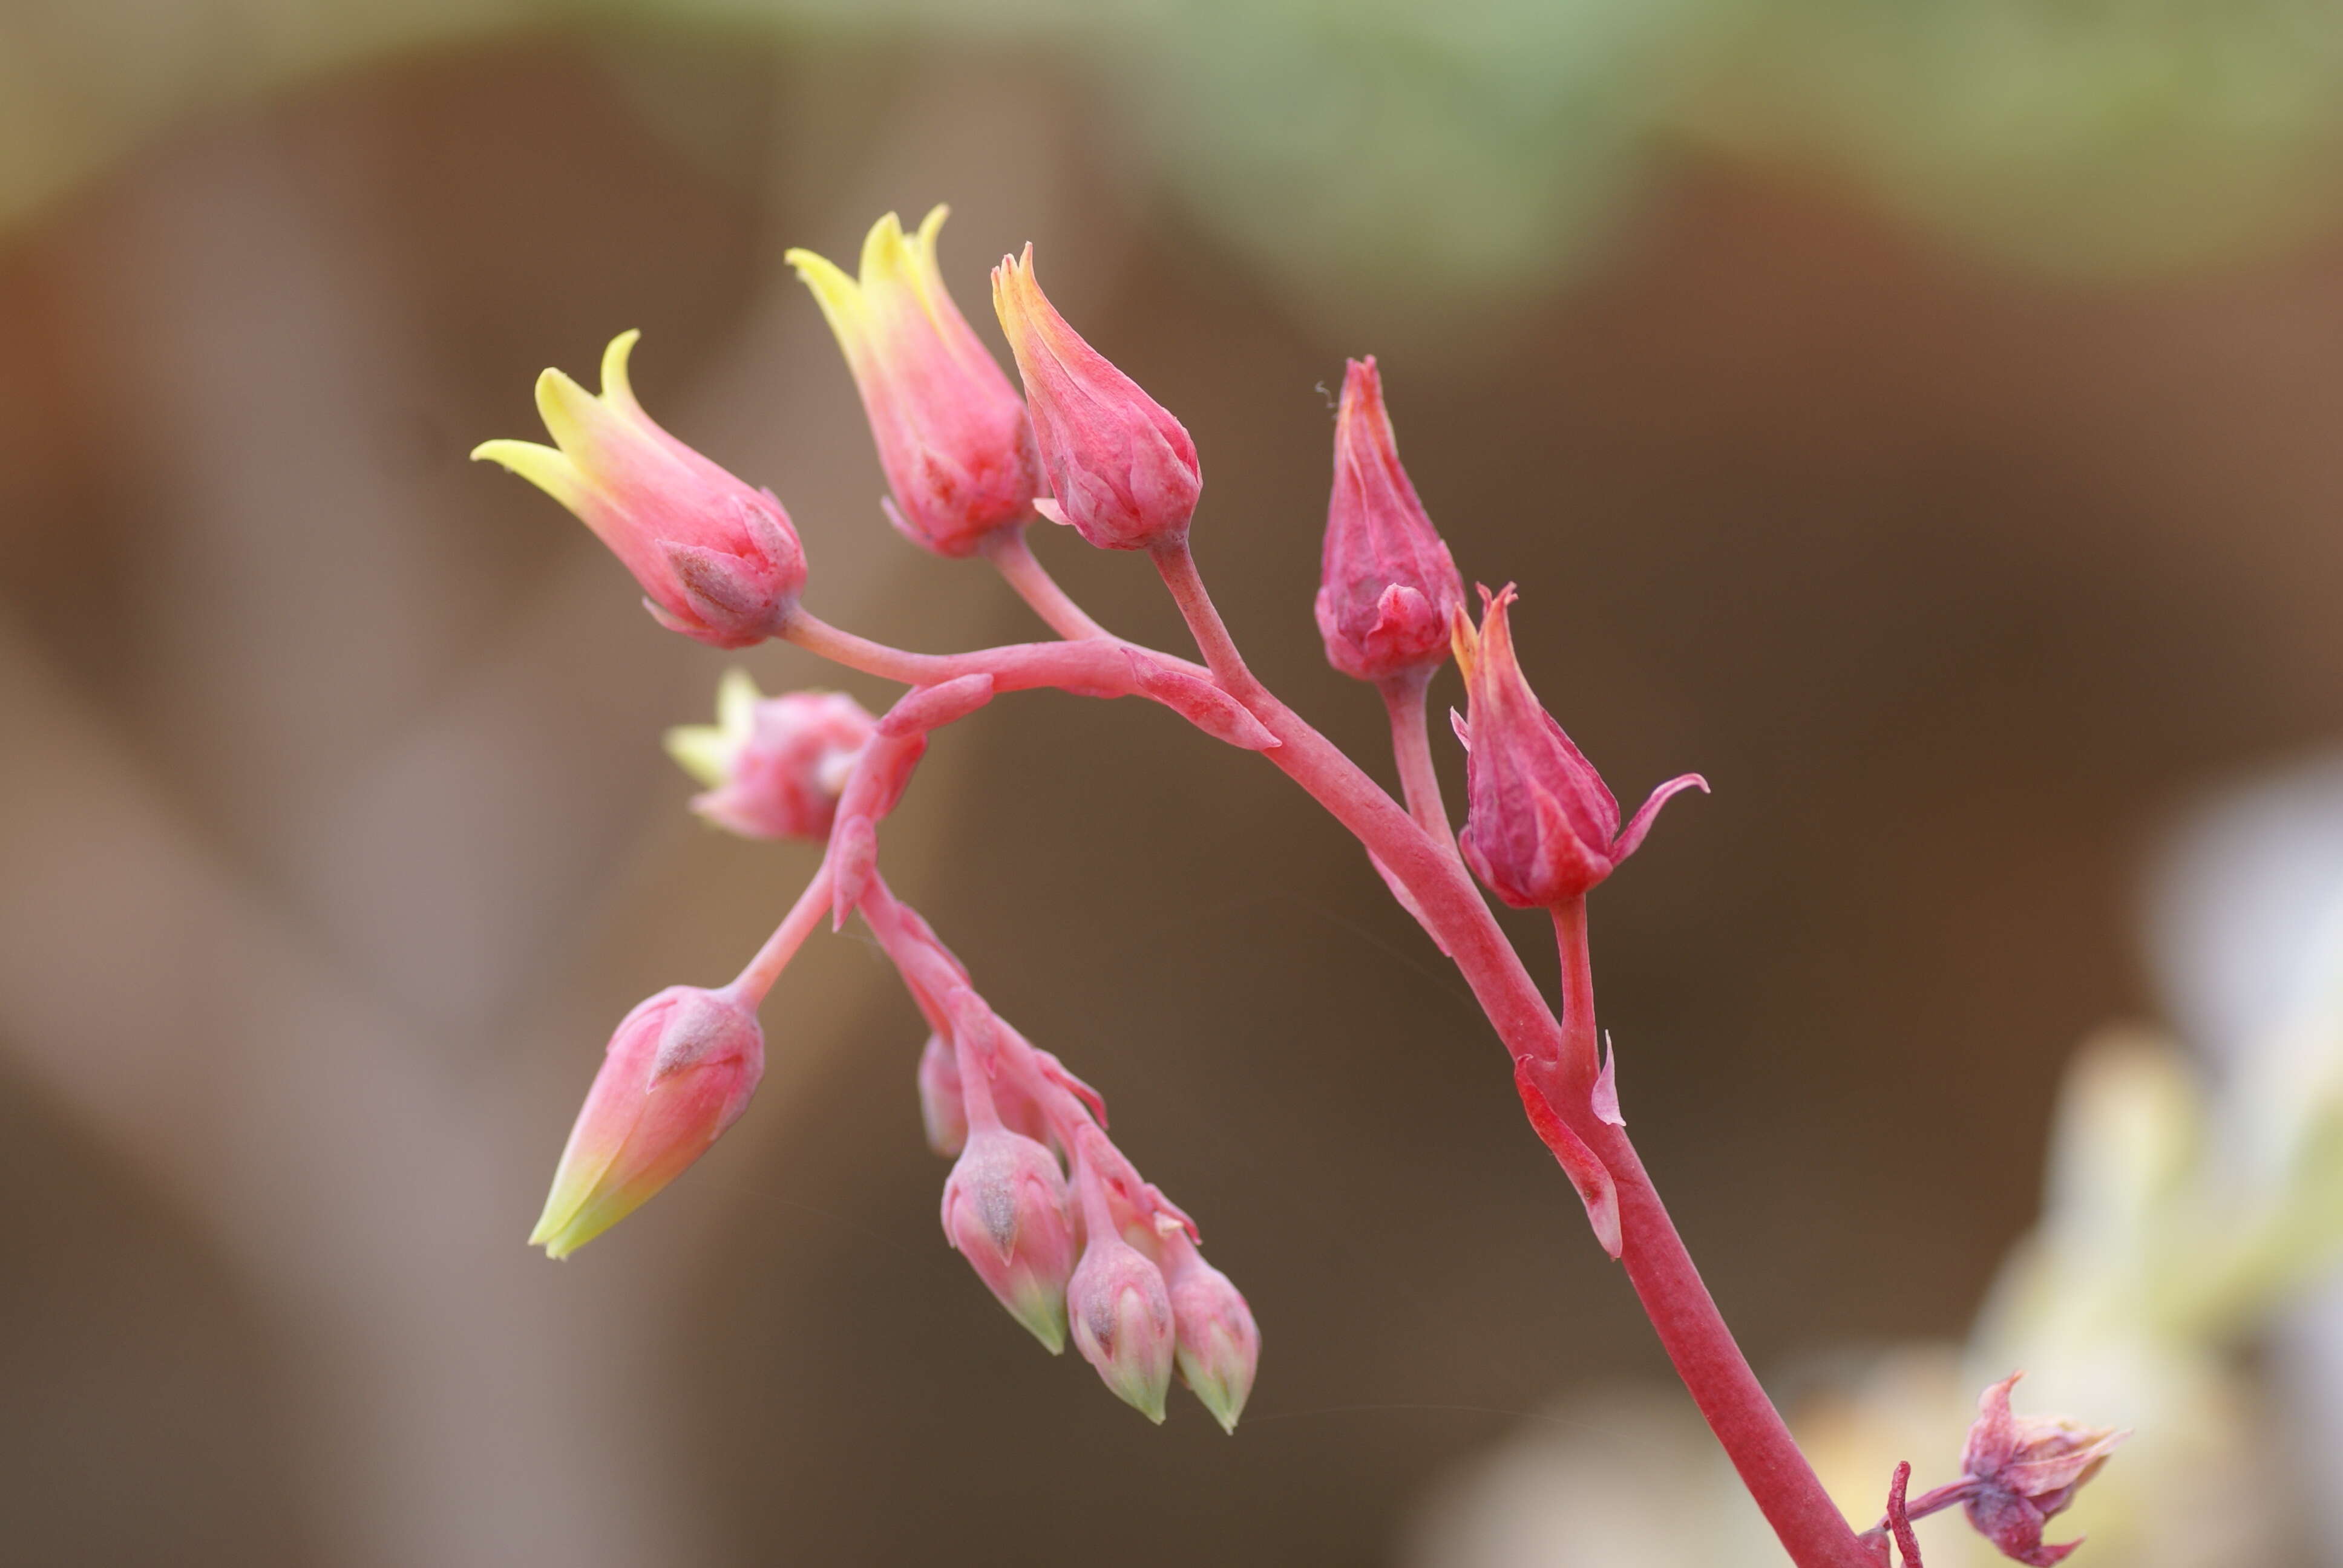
778;547;1868;1566
982;524;1113;641
1378;668;1463;855
1147;539;1870;1568
723;859;835;1007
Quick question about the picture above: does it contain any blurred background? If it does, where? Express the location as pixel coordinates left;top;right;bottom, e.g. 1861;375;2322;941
6;1;2343;1564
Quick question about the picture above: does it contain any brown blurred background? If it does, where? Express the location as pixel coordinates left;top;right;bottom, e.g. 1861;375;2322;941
5;6;2343;1566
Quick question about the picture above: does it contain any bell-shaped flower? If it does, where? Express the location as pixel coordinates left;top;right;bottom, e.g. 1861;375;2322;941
992;244;1200;552
531;985;764;1258
786;207;1044;557
1958;1373;2129;1566
1452;585;1706;907
664;670;876;841
940;1120;1080;1353
1159;1226;1260;1433
473;331;805;648
1315;356;1464;683
1067;1223;1178;1422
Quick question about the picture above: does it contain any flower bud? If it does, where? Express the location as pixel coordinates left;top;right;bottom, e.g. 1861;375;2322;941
1159;1228;1260;1433
1452;584;1706;907
916;1032;968;1157
940;1122;1079;1353
1958;1373;2128;1566
1315;357;1465;683
474;332;806;648
992;245;1200;552
664;671;876;841
531;985;764;1258
1067;1226;1179;1422
786;209;1044;557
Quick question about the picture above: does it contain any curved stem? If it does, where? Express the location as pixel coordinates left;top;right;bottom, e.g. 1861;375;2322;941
982;524;1112;641
724;859;834;1007
1147;538;1869;1568
1378;668;1461;855
791;543;1866;1565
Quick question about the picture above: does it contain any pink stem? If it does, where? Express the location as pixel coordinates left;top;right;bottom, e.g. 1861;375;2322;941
982;524;1112;641
1148;538;1870;1568
1380;667;1462;855
1551;897;1599;1084
781;552;1865;1564
723;859;835;1007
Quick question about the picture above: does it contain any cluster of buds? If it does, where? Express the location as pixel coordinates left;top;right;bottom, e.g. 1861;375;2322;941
914;965;1257;1428
480;197;2125;1561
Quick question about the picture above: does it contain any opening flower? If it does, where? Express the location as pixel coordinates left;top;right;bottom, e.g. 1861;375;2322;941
473;331;805;647
787;208;1044;557
1453;584;1706;907
664;670;876;841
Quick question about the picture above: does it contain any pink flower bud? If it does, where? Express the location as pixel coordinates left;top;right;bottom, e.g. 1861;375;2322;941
1314;357;1465;683
991;245;1200;552
1956;1373;2128;1566
1067;1226;1178;1422
940;1122;1080;1353
530;985;764;1258
664;671;876;841
474;332;806;648
1452;584;1707;907
1159;1228;1260;1433
916;1032;968;1157
785;209;1044;557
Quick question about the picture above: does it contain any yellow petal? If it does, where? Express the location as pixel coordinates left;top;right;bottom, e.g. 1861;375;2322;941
471;438;590;514
785;243;874;370
906;203;962;332
715;666;762;737
532;365;618;460
599;328;644;417
857;209;918;289
1449;602;1481;680
664;723;735;789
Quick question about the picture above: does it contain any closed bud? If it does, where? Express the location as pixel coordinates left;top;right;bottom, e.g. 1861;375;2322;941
916;1032;968;1156
531;985;764;1258
786;208;1044;557
1958;1373;2129;1566
1452;584;1706;907
1067;1225;1179;1423
940;1122;1078;1353
474;332;806;647
1160;1227;1260;1433
992;245;1200;552
664;670;876;841
1315;357;1465;682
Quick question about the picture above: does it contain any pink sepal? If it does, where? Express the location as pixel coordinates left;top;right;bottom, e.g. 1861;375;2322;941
1512;1059;1622;1258
1592;1033;1624;1126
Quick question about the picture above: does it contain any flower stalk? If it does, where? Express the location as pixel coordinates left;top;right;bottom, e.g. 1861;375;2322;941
478;215;2119;1568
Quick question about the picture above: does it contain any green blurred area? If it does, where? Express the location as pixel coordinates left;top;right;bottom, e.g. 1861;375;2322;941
9;0;2343;329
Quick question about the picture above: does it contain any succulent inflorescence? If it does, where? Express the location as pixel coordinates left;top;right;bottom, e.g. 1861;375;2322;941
474;205;2118;1559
